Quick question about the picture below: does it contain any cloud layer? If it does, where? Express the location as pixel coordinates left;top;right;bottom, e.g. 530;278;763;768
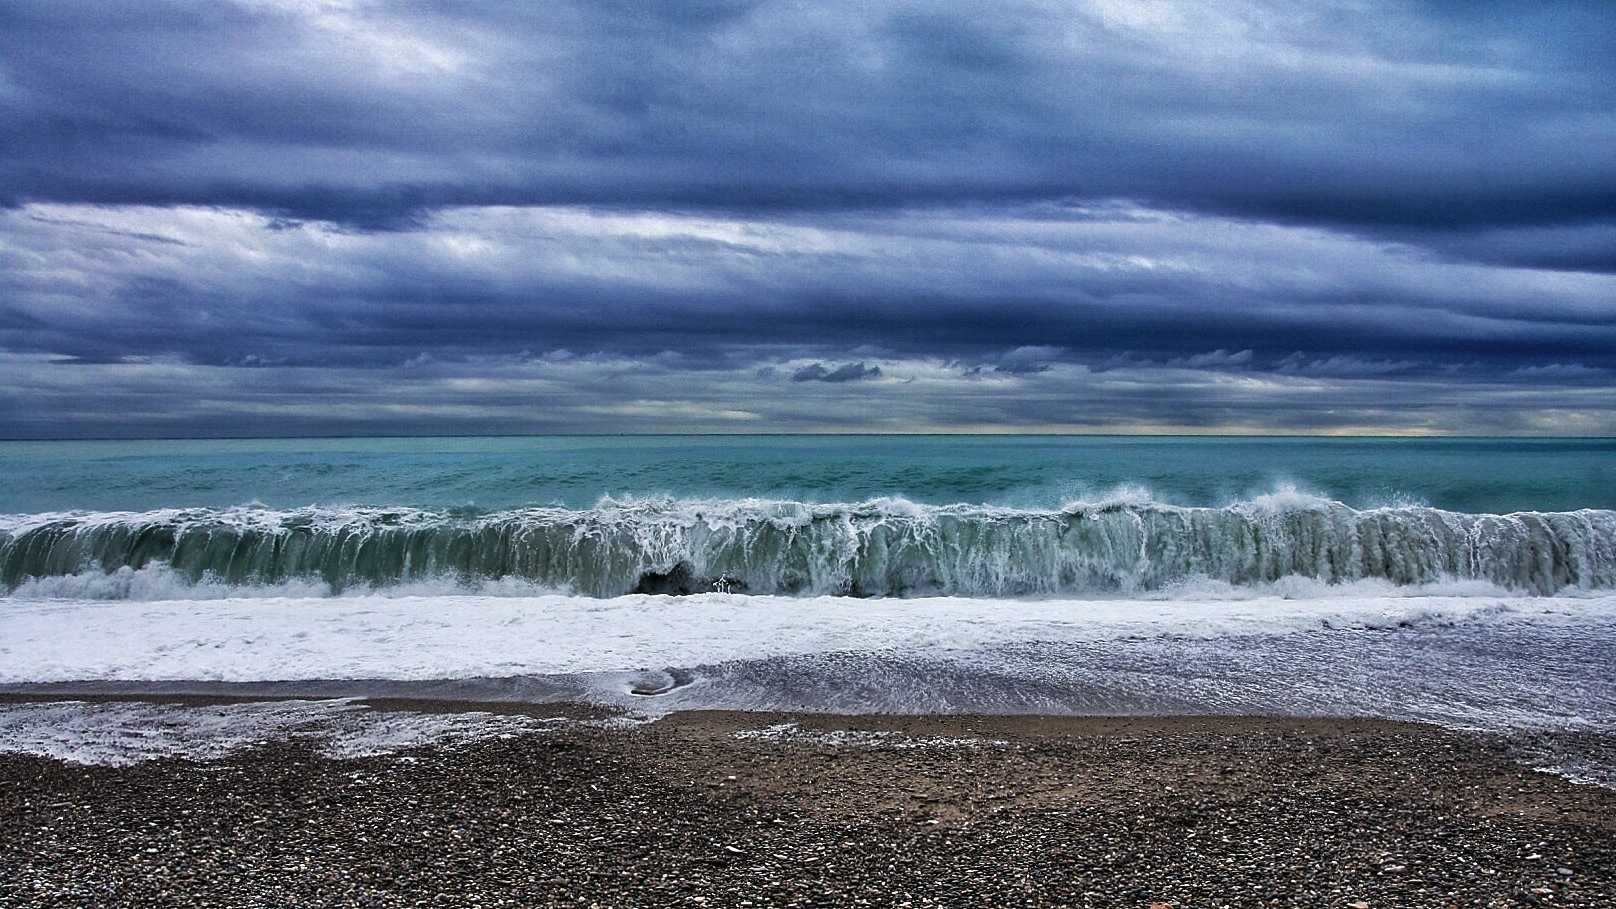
1;1;1613;436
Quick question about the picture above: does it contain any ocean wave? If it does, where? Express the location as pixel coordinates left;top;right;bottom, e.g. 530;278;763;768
2;495;1613;599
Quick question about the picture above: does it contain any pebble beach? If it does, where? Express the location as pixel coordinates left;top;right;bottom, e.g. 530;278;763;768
3;701;1613;907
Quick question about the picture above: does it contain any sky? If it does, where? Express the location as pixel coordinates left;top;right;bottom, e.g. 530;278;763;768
2;0;1614;437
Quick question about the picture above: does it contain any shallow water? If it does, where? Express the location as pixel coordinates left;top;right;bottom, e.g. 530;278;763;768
4;592;1613;732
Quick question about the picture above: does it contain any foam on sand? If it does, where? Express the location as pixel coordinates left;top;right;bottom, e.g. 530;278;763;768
3;591;1615;736
0;590;1595;685
0;699;561;766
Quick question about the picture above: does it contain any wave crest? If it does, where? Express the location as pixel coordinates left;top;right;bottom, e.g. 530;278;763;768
3;497;1613;599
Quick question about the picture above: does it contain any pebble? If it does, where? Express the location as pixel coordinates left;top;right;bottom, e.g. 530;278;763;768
0;708;1612;907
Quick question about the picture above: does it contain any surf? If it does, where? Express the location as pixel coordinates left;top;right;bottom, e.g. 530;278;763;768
3;494;1613;599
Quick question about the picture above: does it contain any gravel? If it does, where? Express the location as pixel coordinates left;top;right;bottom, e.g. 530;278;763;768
2;705;1613;907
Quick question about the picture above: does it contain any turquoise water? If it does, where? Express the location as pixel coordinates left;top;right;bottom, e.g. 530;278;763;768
2;435;1612;514
5;437;1614;781
4;436;1613;598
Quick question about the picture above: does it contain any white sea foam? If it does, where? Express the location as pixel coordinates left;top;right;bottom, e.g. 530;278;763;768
0;699;558;766
6;564;569;601
2;592;1614;763
1144;574;1526;601
4;495;1613;598
735;721;1008;749
2;564;1546;603
0;591;1606;686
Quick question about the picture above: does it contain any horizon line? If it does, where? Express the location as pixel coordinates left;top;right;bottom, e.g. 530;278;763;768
3;432;1614;443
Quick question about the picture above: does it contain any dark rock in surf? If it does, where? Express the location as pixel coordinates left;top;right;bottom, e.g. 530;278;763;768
628;668;696;696
630;563;749;596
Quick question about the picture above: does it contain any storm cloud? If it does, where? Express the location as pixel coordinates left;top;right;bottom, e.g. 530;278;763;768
1;1;1612;436
792;363;883;383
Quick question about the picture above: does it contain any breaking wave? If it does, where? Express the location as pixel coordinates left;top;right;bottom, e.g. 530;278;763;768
2;494;1613;600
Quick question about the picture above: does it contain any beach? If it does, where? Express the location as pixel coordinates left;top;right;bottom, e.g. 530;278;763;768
11;0;1616;896
4;436;1615;906
3;700;1613;907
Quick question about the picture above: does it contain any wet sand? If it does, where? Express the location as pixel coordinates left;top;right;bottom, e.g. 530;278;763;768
2;702;1613;907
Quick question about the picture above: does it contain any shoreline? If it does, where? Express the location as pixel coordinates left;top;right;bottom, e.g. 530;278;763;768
3;699;1614;906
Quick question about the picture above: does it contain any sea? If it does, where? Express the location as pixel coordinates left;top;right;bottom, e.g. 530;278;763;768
1;435;1614;776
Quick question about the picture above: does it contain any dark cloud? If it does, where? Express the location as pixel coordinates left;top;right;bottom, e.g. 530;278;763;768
0;1;1612;436
1168;350;1254;370
1275;354;1421;378
990;346;1061;375
7;347;1613;439
8;204;1610;375
791;362;883;383
0;202;1612;438
2;2;1613;254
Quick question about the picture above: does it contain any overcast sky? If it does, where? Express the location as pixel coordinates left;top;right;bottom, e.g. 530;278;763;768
3;0;1613;437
